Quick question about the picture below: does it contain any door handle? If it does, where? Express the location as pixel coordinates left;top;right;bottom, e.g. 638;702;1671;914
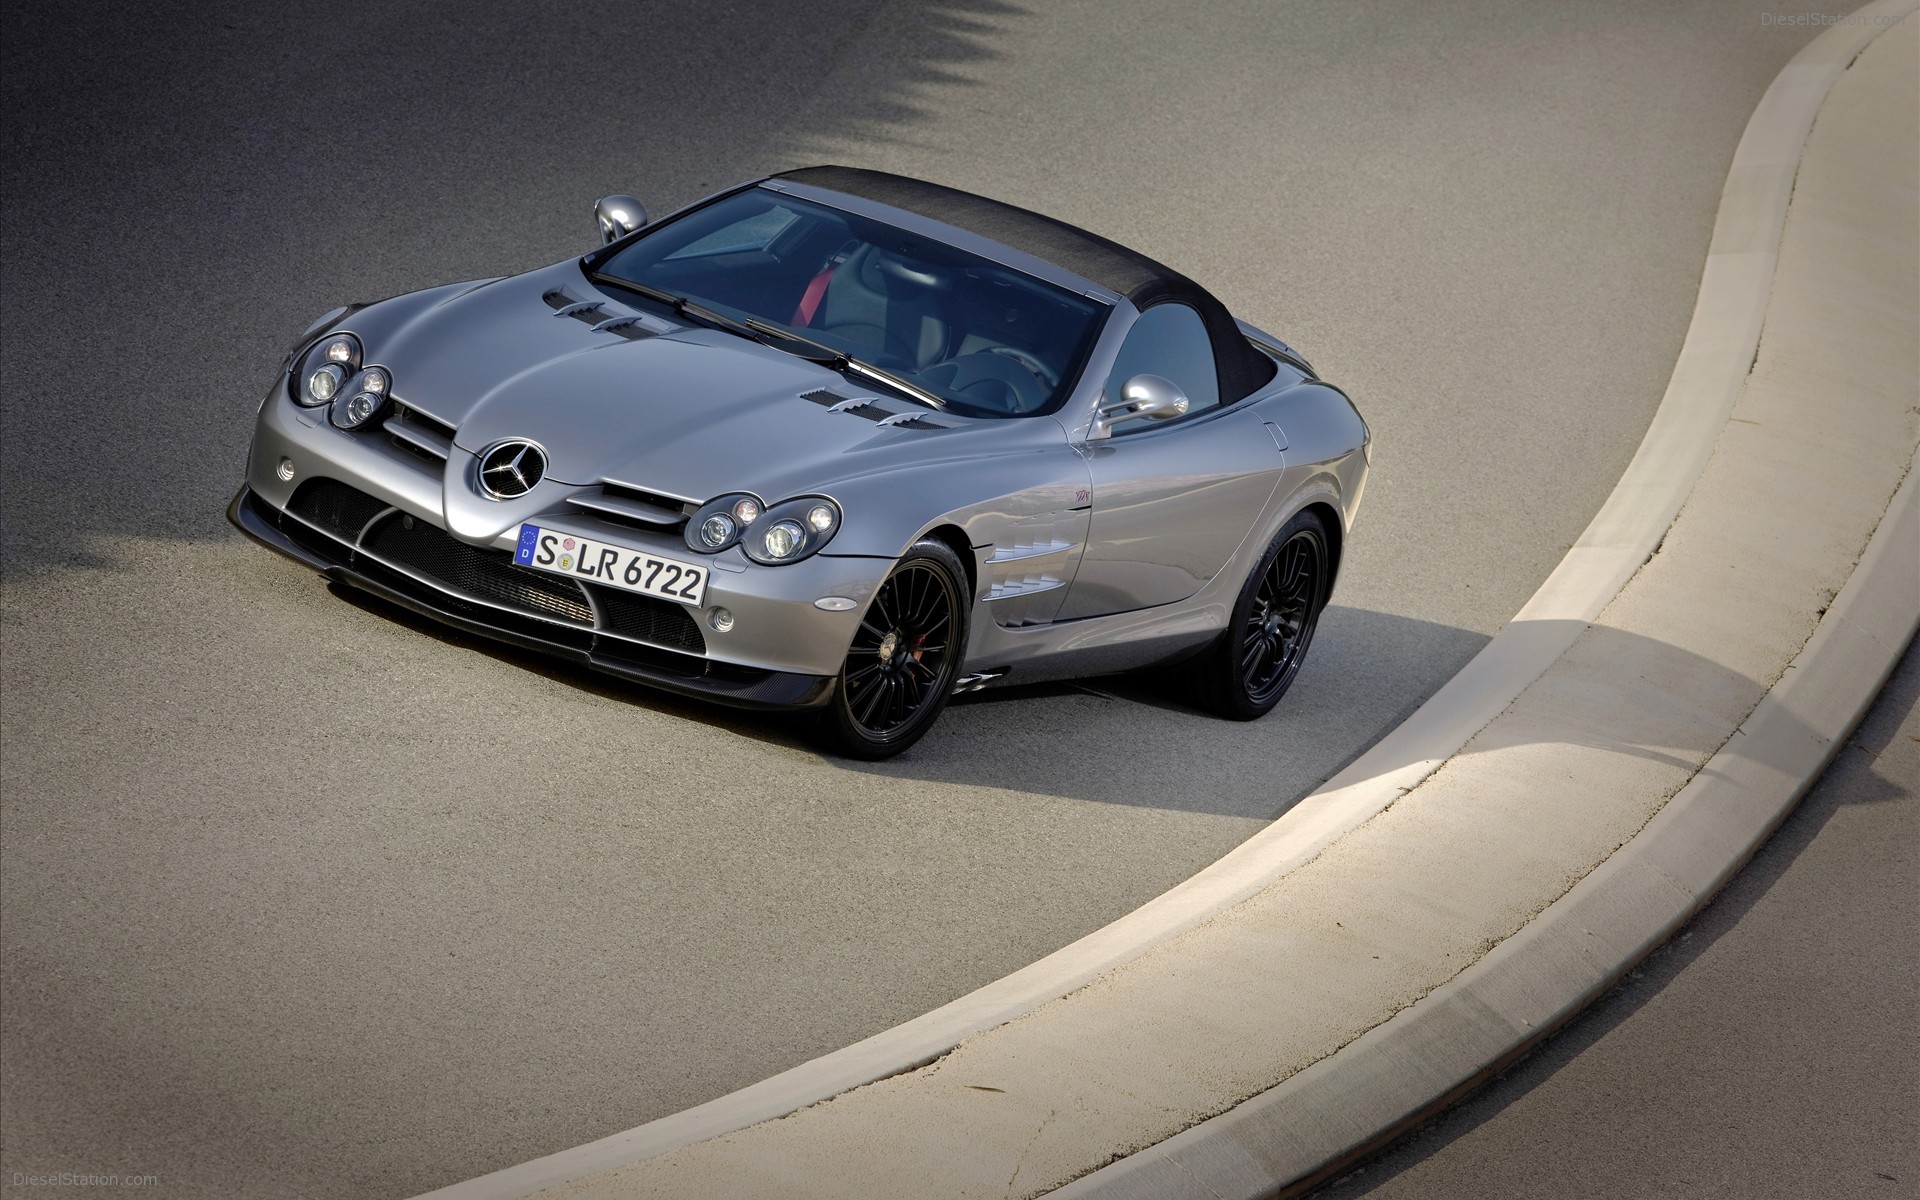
1264;421;1289;451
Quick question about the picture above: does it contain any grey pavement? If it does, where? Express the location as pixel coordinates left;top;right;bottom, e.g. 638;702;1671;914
0;3;1827;1197
1316;634;1920;1200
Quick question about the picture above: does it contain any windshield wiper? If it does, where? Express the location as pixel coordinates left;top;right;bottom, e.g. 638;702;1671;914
594;274;829;357
834;357;947;412
590;273;685;313
735;318;945;411
737;318;945;411
590;273;947;411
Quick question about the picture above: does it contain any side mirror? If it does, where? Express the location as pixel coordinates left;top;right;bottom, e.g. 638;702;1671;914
593;195;648;244
1089;374;1190;440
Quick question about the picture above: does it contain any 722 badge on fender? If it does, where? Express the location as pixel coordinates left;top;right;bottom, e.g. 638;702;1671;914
514;524;707;606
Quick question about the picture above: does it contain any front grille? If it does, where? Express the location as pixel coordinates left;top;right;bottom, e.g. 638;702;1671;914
590;585;706;652
288;478;389;542
565;485;691;535
385;402;456;463
362;513;595;625
603;481;694;516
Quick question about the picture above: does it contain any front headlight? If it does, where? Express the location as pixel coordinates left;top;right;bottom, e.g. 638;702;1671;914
290;333;362;406
741;496;841;565
685;493;763;554
288;332;396;430
328;365;392;429
331;379;388;429
760;520;806;560
306;363;345;403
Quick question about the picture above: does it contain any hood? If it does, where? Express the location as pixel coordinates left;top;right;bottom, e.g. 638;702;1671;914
347;261;1055;541
366;264;888;491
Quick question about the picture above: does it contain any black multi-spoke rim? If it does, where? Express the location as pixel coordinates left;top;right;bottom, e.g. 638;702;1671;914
1242;531;1323;704
842;562;958;738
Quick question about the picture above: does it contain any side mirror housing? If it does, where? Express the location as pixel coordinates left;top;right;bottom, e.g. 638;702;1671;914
594;195;648;245
1089;374;1190;440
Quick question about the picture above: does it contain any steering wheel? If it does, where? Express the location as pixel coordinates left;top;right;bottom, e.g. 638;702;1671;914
921;351;1047;414
983;346;1058;393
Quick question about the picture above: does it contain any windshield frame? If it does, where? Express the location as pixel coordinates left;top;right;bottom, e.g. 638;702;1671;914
581;183;1116;420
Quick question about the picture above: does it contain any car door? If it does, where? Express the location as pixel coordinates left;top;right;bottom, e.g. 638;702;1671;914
1055;302;1287;621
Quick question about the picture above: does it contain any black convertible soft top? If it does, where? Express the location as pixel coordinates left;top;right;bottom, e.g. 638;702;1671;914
777;166;1276;404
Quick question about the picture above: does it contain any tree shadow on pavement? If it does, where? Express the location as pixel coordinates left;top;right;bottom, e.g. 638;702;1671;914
0;0;1025;585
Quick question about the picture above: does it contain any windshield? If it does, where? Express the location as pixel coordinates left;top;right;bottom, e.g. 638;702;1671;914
591;188;1108;418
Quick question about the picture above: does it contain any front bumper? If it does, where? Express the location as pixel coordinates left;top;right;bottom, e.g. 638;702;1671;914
228;485;839;711
246;385;894;678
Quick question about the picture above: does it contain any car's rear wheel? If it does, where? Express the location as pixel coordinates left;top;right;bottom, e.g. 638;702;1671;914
1191;509;1332;720
816;538;969;760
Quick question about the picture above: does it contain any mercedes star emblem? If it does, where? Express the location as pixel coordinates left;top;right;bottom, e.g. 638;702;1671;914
477;439;547;500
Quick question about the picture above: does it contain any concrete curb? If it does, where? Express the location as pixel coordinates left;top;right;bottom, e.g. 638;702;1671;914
1051;454;1918;1200
414;5;1916;1198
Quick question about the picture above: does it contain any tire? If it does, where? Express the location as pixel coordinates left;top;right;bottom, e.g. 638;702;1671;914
816;538;970;760
1191;509;1332;720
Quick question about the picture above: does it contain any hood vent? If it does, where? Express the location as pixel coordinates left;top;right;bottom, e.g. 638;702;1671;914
542;289;663;342
801;388;951;430
874;413;946;431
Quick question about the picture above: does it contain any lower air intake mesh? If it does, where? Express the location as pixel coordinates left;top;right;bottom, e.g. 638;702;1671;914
282;479;703;648
287;478;390;542
363;514;594;625
590;585;706;652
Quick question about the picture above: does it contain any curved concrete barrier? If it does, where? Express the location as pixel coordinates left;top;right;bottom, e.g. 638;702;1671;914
1053;463;1917;1200
418;4;1916;1197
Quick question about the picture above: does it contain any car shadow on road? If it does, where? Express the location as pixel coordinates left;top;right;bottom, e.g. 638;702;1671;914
336;571;1879;826
332;575;1499;819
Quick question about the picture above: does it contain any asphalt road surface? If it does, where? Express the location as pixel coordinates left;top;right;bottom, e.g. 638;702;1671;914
0;2;1828;1197
1317;635;1920;1200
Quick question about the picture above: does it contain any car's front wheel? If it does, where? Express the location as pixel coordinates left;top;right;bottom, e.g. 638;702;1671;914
816;538;970;760
1191;509;1332;720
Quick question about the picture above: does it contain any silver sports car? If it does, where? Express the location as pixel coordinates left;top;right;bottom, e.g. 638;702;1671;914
231;167;1370;758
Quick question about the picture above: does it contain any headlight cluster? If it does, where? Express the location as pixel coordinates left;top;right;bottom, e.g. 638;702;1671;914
289;331;394;430
684;493;841;565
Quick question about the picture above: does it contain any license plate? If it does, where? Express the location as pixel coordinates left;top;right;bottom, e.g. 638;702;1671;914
514;524;708;607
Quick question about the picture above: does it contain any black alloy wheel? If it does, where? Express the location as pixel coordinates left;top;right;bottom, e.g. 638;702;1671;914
819;538;969;759
1195;510;1331;720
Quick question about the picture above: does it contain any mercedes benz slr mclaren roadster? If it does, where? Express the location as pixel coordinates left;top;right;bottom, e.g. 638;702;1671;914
231;166;1370;758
